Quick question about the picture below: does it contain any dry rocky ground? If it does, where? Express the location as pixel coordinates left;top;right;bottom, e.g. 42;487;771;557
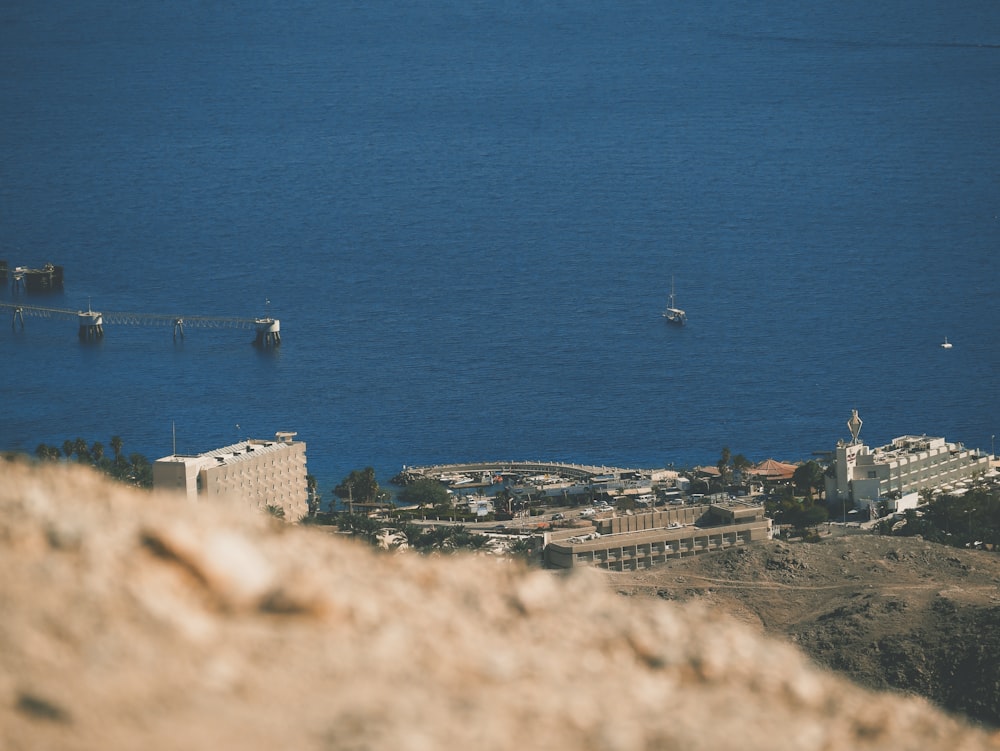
2;459;998;751
612;532;1000;728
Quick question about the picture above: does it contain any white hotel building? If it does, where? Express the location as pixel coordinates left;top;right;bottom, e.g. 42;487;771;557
153;431;308;520
826;432;991;512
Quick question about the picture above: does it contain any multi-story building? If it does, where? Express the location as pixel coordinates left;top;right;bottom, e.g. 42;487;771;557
544;504;772;571
153;431;308;520
826;431;990;512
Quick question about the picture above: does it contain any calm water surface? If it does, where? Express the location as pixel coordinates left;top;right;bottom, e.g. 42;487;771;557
1;1;998;495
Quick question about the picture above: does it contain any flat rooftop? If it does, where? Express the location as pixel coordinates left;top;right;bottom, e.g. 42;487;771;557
158;438;298;468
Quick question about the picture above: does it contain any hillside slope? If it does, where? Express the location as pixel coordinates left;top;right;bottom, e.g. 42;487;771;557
612;534;1000;727
1;460;997;751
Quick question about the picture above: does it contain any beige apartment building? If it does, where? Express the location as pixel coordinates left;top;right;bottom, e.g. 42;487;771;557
545;504;772;571
153;431;308;520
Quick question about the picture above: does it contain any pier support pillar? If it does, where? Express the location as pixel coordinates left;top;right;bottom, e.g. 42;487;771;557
253;317;280;347
77;310;104;341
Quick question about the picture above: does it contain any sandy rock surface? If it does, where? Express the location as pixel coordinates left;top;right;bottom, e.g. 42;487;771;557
1;460;997;751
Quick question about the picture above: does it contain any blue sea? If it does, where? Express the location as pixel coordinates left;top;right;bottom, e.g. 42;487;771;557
2;0;999;499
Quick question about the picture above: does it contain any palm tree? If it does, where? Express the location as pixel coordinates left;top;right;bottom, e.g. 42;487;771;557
306;474;320;515
91;441;104;463
717;446;732;488
62;440;74;460
110;435;124;462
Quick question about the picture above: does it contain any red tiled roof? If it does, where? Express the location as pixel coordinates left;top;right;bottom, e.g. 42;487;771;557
750;458;797;480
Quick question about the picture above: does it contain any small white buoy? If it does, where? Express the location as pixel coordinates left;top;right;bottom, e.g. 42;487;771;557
941;337;952;349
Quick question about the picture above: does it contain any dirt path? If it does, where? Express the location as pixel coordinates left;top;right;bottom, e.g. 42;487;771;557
624;573;1000;595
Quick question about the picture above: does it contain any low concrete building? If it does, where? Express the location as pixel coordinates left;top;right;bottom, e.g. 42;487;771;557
887;491;921;515
544;504;771;571
153;431;308;520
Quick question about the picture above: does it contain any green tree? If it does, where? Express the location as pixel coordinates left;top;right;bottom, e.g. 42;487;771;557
305;474;320;515
128;453;153;488
920;488;999;546
73;437;89;462
33;434;151;487
733;454;751;470
492;487;513;517
335;512;381;544
729;453;752;493
717;446;732;487
793;461;825;501
334;467;388;511
35;443;59;462
508;537;535;561
447;525;490;552
615;495;636;511
787;502;828;530
398;522;426;548
398;478;451;510
110;435;124;462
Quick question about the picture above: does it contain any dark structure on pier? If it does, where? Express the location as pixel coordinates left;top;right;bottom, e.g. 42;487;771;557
9;263;64;293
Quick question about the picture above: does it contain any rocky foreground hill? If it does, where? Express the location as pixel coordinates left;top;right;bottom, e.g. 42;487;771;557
612;533;1000;728
2;460;998;751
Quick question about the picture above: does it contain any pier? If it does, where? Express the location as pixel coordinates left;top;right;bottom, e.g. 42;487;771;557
394;461;649;485
0;302;281;346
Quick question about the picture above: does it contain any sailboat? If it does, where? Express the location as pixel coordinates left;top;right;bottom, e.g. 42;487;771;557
941;337;953;349
662;277;687;325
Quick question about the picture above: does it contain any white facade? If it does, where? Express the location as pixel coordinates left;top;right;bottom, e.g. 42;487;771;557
153;431;308;520
826;434;990;510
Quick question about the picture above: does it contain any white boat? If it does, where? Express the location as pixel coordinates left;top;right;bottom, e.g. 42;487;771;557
941;337;953;349
439;472;474;486
662;277;686;325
